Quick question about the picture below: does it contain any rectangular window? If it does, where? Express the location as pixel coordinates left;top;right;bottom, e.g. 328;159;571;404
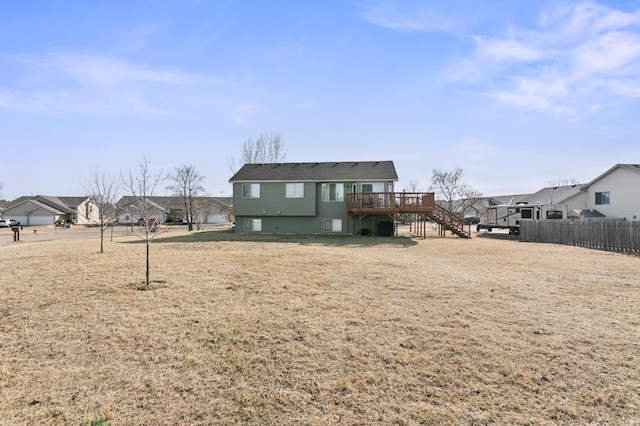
321;183;344;202
546;210;563;220
323;219;342;232
242;184;260;198
361;183;384;192
285;183;304;198
595;191;610;205
244;218;262;232
520;209;533;219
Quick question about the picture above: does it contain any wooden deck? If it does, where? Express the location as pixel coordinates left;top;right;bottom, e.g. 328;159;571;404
346;192;471;238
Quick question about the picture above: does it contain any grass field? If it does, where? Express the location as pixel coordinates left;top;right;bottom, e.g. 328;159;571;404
1;228;638;425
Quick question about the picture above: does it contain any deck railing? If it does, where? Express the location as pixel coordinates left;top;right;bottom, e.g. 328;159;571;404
346;192;470;238
346;192;435;213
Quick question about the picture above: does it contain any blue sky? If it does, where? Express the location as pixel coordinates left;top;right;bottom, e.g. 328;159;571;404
2;0;640;200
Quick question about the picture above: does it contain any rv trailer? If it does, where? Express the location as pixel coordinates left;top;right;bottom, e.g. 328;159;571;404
477;202;568;235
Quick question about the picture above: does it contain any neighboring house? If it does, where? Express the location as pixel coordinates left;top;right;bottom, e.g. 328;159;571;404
564;164;640;220
229;161;398;234
116;196;168;225
2;195;98;226
115;196;233;225
478;163;640;222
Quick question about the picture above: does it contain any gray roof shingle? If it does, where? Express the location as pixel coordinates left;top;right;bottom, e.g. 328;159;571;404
229;161;398;182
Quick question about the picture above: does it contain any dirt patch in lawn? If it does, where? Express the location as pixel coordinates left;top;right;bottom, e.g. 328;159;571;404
1;230;638;425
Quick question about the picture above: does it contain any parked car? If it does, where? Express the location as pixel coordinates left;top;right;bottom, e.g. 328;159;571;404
0;219;21;228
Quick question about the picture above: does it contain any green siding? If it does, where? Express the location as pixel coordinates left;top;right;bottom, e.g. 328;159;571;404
233;180;395;234
233;182;316;216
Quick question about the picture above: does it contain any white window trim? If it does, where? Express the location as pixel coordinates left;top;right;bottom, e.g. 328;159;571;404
244;218;262;232
595;191;610;205
323;219;343;232
242;183;260;199
321;183;345;202
285;183;304;198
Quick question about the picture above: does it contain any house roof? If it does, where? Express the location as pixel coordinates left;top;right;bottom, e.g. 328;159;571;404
229;161;398;182
581;163;640;189
116;196;232;211
481;184;582;207
5;195;88;214
568;209;606;219
482;194;532;206
521;184;583;204
116;196;171;212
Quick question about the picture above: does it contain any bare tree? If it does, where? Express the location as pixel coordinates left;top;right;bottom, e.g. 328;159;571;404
86;170;120;253
430;168;482;216
167;164;206;232
121;158;168;287
403;179;423;192
228;133;286;173
546;178;580;187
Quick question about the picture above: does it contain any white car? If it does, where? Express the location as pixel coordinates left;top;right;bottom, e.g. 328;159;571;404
0;219;21;228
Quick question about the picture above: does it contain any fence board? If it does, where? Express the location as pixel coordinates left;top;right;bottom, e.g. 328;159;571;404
520;219;640;255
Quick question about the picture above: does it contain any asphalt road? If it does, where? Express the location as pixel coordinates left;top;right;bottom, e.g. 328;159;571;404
0;224;188;247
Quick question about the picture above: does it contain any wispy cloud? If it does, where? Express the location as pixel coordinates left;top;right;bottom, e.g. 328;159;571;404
364;1;640;115
0;52;218;116
51;54;198;86
358;2;458;33
465;2;640;114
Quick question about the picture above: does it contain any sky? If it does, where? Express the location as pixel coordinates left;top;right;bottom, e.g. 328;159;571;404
1;0;640;201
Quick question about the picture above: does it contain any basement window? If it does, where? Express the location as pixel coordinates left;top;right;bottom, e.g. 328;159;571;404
244;219;262;232
323;219;342;232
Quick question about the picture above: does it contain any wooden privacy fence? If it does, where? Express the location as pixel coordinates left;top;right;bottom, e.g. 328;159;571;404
520;219;640;255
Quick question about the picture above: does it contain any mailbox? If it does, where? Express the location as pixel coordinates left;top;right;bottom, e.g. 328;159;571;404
11;225;20;241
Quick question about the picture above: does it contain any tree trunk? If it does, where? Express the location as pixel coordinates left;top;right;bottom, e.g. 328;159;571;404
146;239;150;286
100;226;104;253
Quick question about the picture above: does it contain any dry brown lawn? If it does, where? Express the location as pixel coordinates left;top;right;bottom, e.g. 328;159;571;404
0;228;638;425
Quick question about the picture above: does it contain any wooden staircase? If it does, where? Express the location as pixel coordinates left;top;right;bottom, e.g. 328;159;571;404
425;203;471;238
346;192;472;238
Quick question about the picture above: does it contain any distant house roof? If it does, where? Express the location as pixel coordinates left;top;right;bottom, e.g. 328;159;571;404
229;161;398;182
568;209;606;219
116;196;232;211
482;194;532;206
116;196;168;212
481;184;583;207
5;195;88;214
521;184;583;204
581;164;640;189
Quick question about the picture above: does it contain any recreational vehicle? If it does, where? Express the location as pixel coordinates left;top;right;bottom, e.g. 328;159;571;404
477;202;568;235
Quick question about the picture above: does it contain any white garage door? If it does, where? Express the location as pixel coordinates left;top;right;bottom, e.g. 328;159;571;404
29;215;55;226
206;214;228;223
10;216;28;225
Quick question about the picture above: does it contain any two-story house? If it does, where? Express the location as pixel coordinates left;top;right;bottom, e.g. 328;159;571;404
564;163;640;220
229;161;398;235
